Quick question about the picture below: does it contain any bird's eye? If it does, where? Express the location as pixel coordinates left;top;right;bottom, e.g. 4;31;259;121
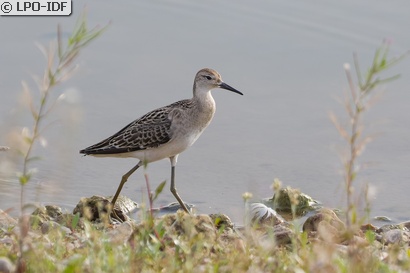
204;76;212;80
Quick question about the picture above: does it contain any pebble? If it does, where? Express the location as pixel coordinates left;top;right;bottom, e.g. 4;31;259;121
382;229;410;245
0;257;14;273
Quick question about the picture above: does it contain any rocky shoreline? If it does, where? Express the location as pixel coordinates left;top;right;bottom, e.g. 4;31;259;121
0;188;409;272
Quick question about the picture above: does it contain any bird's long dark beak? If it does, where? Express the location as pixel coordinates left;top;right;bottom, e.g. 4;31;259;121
219;82;243;95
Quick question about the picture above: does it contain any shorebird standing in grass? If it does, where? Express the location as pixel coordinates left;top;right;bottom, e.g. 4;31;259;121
80;68;243;213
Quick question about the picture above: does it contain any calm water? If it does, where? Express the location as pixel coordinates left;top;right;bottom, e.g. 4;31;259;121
1;0;409;224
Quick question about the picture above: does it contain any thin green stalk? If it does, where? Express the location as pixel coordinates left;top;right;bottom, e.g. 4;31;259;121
15;12;106;273
338;40;407;229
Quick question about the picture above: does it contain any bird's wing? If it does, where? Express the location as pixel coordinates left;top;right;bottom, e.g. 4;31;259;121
80;106;173;155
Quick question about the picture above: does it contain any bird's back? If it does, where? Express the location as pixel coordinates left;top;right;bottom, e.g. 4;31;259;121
79;99;195;156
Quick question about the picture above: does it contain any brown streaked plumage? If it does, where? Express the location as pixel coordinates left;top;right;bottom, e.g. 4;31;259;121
80;68;243;213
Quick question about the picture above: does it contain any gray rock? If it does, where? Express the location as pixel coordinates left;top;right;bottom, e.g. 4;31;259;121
155;202;194;213
148;213;217;242
107;195;139;214
106;221;135;243
382;229;410;245
31;205;63;227
41;220;72;235
303;208;345;233
254;222;294;246
398;220;410;231
0;257;14;273
374;216;392;222
272;223;294;245
303;208;346;243
377;224;409;234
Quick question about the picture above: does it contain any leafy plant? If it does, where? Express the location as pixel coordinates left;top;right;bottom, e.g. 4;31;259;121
330;40;408;229
12;11;107;273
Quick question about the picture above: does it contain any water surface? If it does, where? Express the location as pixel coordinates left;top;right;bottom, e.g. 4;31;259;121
1;0;409;224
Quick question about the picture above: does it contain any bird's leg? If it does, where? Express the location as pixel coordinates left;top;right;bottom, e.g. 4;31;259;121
169;156;190;213
111;161;142;206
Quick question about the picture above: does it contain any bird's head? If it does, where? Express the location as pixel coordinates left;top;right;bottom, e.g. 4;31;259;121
193;68;243;96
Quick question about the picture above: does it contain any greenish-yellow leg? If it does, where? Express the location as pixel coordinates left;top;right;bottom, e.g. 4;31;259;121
111;161;142;206
170;156;189;213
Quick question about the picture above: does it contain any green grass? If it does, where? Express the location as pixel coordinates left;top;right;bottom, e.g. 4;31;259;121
1;211;409;272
